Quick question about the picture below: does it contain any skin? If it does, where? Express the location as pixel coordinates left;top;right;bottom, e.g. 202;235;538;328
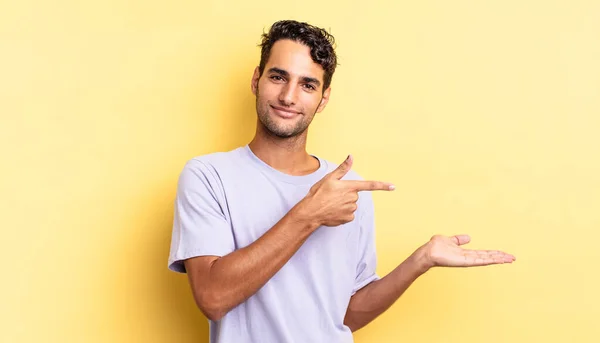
183;39;516;330
249;39;331;175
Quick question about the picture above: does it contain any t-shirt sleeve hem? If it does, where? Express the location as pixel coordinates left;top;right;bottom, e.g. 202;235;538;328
168;248;230;273
351;273;380;296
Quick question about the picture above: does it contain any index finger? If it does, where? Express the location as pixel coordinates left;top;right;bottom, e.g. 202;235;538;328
343;180;395;192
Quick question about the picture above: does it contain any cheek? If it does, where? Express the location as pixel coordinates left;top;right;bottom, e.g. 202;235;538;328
302;94;322;111
258;79;277;97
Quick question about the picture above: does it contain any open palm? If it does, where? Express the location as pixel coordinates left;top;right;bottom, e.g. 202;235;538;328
426;235;516;267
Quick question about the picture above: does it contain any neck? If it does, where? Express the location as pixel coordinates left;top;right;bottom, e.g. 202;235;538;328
248;123;319;176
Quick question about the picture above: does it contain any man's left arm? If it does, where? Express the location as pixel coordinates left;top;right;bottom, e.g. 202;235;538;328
344;234;516;332
343;241;429;332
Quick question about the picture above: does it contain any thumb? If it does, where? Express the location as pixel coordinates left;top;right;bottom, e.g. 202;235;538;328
452;235;471;246
330;154;353;180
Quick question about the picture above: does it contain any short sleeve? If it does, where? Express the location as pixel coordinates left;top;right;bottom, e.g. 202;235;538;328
167;159;235;273
351;192;380;295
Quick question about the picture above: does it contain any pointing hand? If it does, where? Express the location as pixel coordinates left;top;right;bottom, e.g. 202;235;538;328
300;155;395;227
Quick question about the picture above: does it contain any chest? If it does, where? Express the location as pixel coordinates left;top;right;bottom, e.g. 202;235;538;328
220;171;360;274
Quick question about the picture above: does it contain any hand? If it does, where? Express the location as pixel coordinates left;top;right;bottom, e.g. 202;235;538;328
417;235;516;270
299;155;395;227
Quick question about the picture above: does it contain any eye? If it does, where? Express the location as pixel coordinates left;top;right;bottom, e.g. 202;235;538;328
303;84;316;91
270;75;284;82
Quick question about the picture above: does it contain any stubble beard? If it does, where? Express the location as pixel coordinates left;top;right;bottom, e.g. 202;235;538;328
255;89;313;139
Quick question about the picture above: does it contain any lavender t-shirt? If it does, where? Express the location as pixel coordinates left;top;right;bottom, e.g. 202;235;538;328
168;145;379;343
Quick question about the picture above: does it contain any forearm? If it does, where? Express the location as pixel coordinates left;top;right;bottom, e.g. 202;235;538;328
194;201;319;319
344;247;430;331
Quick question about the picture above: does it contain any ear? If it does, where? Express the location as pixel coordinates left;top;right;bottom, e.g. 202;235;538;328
316;87;331;113
251;66;260;96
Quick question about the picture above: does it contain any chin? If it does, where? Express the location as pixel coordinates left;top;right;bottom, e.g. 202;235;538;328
257;107;309;138
264;121;304;138
267;126;299;138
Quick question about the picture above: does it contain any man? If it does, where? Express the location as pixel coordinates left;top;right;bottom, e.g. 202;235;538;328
168;20;515;343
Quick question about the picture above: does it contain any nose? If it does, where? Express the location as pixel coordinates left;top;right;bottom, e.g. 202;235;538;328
278;83;297;106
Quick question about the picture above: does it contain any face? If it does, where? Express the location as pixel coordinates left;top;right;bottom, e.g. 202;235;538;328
251;39;331;139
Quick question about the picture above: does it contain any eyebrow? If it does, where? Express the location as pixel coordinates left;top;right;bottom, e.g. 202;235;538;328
268;67;322;87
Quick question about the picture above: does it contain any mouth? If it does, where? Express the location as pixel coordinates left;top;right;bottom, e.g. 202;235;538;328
270;105;301;119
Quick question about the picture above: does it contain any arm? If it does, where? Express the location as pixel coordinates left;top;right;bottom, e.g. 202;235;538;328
184;203;318;321
344;235;516;331
343;246;429;332
183;155;393;321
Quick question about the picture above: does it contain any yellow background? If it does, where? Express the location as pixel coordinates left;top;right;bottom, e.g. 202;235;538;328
2;1;599;342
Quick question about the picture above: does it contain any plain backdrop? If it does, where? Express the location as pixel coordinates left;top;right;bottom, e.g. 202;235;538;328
1;1;599;342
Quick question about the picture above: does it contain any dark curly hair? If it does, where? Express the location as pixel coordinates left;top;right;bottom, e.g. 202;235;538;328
258;20;338;91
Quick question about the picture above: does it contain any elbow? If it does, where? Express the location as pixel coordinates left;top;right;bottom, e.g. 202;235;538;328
344;321;357;332
194;289;230;321
201;306;226;322
204;310;226;322
185;257;232;321
344;322;359;333
343;314;361;333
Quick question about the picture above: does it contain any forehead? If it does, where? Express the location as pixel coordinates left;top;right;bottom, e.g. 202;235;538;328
265;39;324;81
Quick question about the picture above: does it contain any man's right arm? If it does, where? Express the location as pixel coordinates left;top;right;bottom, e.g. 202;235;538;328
184;202;319;321
183;155;394;321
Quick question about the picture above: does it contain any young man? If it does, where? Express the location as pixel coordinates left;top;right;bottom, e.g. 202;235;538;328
168;20;515;343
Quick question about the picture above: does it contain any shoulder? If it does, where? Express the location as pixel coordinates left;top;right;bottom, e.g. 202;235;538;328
190;146;244;167
177;147;245;188
182;146;244;174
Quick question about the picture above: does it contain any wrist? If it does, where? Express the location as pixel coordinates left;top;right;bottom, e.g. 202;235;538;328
410;244;435;275
290;198;321;233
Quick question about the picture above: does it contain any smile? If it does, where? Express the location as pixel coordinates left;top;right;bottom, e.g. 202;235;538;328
270;105;301;119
